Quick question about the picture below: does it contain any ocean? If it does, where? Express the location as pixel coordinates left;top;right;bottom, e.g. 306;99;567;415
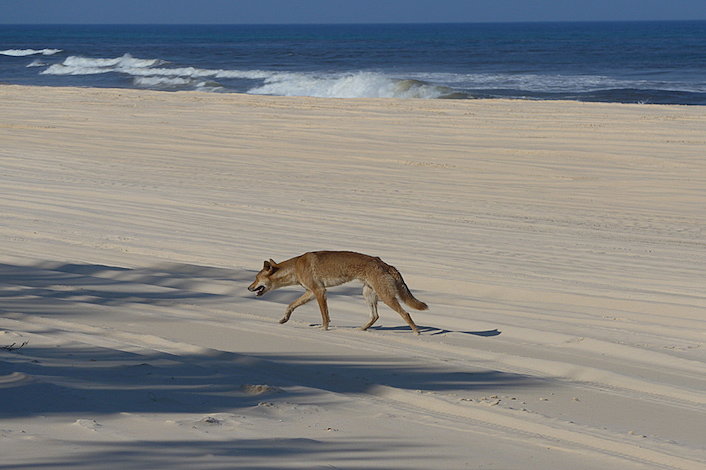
1;22;705;105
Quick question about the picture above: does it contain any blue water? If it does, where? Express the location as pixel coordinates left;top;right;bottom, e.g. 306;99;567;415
2;22;705;104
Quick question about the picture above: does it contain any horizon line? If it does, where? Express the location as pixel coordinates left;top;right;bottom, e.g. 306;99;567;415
3;19;706;26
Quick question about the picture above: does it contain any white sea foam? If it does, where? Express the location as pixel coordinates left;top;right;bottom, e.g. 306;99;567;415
64;54;163;68
132;75;221;91
26;59;47;67
0;48;62;57
127;66;271;80
133;76;193;87
43;54;166;75
248;72;459;99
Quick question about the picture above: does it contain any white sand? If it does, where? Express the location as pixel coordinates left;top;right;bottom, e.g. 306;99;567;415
1;84;704;469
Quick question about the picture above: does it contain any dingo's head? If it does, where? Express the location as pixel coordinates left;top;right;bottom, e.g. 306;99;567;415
248;259;279;297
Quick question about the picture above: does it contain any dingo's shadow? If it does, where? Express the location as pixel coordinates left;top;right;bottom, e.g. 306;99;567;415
369;325;501;337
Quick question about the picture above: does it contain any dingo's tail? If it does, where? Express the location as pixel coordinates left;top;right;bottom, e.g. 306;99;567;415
397;279;428;311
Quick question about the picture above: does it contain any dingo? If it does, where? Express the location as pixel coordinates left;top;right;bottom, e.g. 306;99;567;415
248;251;428;334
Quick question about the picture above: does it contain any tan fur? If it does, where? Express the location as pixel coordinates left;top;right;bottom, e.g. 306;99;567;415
248;251;428;334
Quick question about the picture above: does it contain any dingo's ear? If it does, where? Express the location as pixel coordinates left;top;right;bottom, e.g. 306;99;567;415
263;259;278;273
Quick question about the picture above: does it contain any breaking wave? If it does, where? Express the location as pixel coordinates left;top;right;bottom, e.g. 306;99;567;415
40;54;466;98
248;73;463;99
31;52;706;103
0;48;62;56
43;54;167;74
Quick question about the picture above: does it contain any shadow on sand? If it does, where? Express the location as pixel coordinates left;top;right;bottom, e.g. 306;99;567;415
0;261;251;309
0;260;527;468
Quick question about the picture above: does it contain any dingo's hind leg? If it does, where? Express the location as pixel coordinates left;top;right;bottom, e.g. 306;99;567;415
361;283;379;331
378;291;420;335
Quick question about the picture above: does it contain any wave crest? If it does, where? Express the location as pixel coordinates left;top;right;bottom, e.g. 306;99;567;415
27;59;47;67
43;54;166;75
63;54;163;68
0;48;62;57
248;72;465;99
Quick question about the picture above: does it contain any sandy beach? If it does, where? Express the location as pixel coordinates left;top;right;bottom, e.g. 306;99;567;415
1;84;704;469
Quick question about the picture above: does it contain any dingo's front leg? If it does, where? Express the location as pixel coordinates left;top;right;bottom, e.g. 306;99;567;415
313;287;331;330
281;290;315;324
